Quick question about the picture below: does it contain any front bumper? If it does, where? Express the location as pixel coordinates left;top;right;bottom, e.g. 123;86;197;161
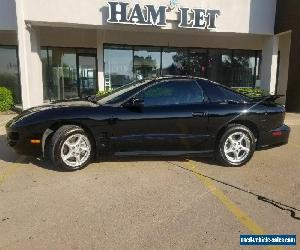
6;125;43;156
257;124;290;149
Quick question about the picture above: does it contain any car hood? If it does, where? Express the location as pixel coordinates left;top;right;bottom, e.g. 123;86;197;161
7;100;99;128
23;100;97;114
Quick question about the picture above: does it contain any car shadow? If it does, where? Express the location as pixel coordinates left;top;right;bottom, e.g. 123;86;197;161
0;133;224;171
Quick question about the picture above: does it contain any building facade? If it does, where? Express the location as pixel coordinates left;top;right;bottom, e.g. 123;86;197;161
0;0;294;110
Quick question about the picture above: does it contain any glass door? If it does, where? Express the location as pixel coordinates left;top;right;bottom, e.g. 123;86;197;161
77;54;98;98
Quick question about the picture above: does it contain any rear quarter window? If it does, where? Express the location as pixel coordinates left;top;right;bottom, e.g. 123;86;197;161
201;81;249;103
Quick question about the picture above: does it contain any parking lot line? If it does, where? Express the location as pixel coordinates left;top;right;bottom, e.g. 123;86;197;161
184;160;283;250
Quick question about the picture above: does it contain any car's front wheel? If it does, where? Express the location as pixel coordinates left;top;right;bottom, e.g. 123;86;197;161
49;125;93;171
216;125;256;167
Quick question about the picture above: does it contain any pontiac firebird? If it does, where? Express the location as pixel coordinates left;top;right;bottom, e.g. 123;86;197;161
6;77;290;171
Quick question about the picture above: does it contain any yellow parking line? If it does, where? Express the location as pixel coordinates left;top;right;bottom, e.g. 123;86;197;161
184;160;282;250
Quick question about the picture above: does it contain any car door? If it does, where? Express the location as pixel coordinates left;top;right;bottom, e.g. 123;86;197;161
110;79;210;153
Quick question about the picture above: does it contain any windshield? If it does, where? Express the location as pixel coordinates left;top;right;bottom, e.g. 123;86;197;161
97;79;152;105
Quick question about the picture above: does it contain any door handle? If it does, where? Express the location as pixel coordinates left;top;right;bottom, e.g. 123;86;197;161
192;112;207;118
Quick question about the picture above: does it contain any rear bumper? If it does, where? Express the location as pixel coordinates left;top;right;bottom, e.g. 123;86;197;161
257;124;290;149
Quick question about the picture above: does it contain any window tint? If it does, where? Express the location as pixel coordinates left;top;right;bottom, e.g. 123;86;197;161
202;81;248;103
201;82;225;102
218;86;249;102
136;80;204;106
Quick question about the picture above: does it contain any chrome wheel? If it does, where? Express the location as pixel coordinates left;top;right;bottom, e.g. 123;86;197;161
224;132;251;164
60;134;91;168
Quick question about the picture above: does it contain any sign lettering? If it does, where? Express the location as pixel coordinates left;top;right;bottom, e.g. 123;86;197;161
107;2;220;30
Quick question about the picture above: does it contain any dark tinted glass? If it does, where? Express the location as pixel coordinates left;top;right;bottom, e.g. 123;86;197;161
202;81;248;103
218;86;249;102
232;50;256;87
162;48;189;76
136;80;204;107
202;83;225;102
189;49;207;78
207;49;232;86
0;46;21;104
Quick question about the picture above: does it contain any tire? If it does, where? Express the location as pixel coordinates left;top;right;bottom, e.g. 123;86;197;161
216;124;256;167
48;125;93;171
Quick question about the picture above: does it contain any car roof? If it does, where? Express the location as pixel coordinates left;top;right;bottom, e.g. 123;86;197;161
154;75;207;81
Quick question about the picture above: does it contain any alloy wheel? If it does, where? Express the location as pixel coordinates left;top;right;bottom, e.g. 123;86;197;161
223;132;251;164
60;134;91;168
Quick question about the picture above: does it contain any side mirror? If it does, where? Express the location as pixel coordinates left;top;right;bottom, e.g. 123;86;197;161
123;98;144;109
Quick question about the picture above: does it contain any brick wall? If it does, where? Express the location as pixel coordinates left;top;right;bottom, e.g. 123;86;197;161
275;0;300;112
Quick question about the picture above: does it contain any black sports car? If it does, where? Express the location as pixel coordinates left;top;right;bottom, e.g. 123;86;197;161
6;77;290;171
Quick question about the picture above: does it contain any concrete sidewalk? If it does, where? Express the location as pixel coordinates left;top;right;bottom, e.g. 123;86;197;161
285;113;300;126
0;113;16;127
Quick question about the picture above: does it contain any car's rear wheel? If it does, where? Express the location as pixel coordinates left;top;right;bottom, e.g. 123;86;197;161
216;125;256;167
49;125;93;171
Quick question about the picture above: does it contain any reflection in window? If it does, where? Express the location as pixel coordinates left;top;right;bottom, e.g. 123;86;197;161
104;45;133;89
42;47;97;101
0;46;21;104
232;50;256;87
208;49;232;86
189;49;207;78
133;47;160;80
42;48;78;101
78;55;97;98
256;51;262;86
103;44;262;89
162;48;189;76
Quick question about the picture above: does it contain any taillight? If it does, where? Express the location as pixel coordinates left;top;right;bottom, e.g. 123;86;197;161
272;131;282;137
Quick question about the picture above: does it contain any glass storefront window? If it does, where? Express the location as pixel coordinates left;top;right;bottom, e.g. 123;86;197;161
104;45;261;89
104;44;262;89
104;45;133;89
42;47;97;101
189;49;208;78
0;46;21;104
208;49;233;86
162;48;189;76
232;50;257;87
78;54;97;97
133;46;161;80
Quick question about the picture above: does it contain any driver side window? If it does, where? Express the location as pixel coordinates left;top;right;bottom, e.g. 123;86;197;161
135;80;204;107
